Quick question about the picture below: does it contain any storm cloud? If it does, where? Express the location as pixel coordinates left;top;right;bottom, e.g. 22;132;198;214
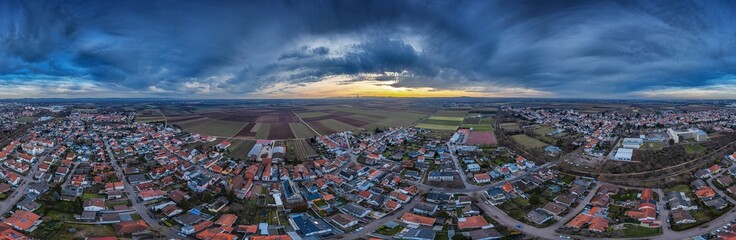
1;0;736;98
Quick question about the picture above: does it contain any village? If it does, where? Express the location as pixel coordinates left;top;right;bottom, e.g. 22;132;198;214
0;103;733;240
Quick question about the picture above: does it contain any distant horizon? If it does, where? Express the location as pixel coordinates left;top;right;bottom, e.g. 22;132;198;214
1;96;735;102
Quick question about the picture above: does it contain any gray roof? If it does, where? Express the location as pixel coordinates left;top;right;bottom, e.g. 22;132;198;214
526;209;552;225
396;229;436;240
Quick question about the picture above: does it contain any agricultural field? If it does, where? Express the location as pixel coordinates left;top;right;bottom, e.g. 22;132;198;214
289;123;318;138
143;102;438;139
466;131;497;145
414;123;458;131
434;109;470;117
255;123;271;139
500;122;520;132
415;109;467;131
229;140;257;159
287;139;319;162
461;114;495;131
183;119;246;137
511;134;549;149
296;105;433;134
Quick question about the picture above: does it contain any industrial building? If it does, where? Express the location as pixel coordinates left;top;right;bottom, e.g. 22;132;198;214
667;128;708;143
622;138;644;149
612;148;634;161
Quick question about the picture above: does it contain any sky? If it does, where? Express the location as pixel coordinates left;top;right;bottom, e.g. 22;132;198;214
1;0;736;99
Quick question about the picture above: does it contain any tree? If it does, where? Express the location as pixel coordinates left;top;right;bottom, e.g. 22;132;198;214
668;139;675;145
374;127;383;134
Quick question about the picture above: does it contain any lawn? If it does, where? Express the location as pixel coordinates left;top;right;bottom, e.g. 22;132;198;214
665;184;691;193
511;134;548;149
640;142;665;150
375;225;404;236
289;123;318;138
684;144;706;154
611;189;640;201
82;193;104;200
618;224;661;238
54;223;116;239
673;204;734;231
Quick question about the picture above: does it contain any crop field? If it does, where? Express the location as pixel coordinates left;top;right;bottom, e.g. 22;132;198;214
415;109;468;131
183;119;246;137
229;140;256;159
287;139;319;162
146;101;438;139
462;115;495;131
255;123;271;139
511;134;548;149
469;107;498;114
434;109;469;117
289;123;319;138
296;105;434;134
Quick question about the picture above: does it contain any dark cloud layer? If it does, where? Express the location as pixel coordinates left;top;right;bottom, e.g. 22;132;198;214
1;0;736;98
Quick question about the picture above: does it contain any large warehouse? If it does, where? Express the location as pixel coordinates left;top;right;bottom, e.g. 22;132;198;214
612;148;634;161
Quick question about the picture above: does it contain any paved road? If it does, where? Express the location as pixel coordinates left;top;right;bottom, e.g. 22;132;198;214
0;157;43;215
331;190;423;240
292;110;321;137
446;144;472;187
105;143;179;239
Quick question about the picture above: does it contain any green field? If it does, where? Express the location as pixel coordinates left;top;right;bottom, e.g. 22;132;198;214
185;119;246;137
462;117;495;131
665;184;691;193
534;126;556;135
415;123;458;131
422;119;462;126
500;123;520;132
255;123;271;139
434;110;469;117
364;112;428;130
618;224;661;238
640;142;665;150
416;114;464;131
511;134;548;149
684;144;705;154
428;116;464;121
15;116;38;123
318;119;356;133
289;123;318;138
